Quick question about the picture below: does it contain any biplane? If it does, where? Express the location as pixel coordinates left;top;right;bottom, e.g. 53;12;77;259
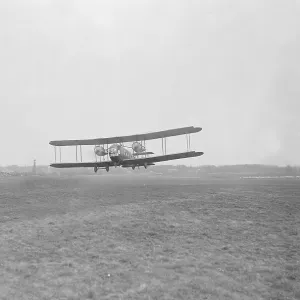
49;126;204;173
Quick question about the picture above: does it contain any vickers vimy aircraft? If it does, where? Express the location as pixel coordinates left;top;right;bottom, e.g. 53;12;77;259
49;126;204;173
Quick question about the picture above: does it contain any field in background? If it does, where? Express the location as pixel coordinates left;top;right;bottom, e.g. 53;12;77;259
0;175;299;300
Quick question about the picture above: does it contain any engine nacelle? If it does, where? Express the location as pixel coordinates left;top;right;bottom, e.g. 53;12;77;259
94;145;107;156
132;142;145;153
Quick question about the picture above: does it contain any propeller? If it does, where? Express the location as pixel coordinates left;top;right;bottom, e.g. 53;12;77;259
86;145;108;162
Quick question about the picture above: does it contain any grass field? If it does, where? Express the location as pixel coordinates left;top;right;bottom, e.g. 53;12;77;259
0;175;299;300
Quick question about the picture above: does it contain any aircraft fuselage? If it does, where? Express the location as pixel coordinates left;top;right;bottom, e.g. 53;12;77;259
108;144;133;164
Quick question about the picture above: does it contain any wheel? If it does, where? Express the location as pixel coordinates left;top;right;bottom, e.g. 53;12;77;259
132;166;135;170
94;166;98;173
106;166;109;172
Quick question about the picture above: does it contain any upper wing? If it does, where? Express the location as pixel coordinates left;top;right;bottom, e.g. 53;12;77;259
50;161;114;169
121;151;204;166
49;126;202;146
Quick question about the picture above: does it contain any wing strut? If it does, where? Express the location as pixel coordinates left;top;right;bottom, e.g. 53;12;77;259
54;146;57;163
161;137;167;155
107;144;109;161
186;134;191;151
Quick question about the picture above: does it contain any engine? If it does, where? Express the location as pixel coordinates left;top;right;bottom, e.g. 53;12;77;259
94;145;107;156
132;142;145;153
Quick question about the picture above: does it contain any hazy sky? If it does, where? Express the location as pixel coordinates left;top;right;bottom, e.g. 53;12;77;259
1;0;300;166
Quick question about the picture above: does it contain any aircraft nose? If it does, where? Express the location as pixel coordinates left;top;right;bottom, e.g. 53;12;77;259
109;144;118;154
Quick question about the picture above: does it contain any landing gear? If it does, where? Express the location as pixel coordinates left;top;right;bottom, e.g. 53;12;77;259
94;166;98;173
106;166;109;172
132;165;135;170
144;163;148;169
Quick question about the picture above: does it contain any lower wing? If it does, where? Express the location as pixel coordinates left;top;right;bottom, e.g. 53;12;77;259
50;161;114;168
122;151;204;166
50;151;204;169
132;151;154;156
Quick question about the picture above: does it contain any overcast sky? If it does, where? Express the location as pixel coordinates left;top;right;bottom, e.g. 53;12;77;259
1;0;300;166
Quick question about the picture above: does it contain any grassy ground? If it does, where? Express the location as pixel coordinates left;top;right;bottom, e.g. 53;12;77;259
0;175;299;300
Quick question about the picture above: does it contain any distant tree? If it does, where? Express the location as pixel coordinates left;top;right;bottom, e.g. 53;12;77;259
285;165;296;175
